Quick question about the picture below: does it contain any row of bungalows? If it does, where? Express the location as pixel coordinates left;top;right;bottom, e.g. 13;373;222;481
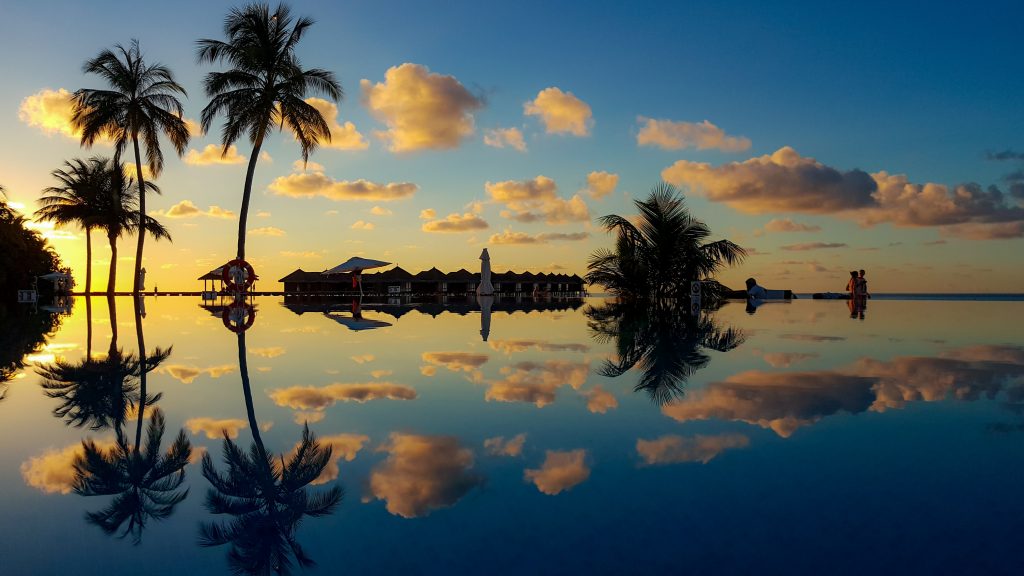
278;266;586;295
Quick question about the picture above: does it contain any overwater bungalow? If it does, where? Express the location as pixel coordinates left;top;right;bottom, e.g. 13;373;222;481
278;266;585;295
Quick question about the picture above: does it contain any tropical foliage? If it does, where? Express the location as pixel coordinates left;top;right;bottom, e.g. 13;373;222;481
586;183;746;302
0;304;60;397
73;40;189;293
0;184;66;300
197;2;342;260
587;300;744;405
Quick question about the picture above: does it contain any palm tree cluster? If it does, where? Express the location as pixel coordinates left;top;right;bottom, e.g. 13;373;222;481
24;3;340;296
1;184;66;298
586;183;746;303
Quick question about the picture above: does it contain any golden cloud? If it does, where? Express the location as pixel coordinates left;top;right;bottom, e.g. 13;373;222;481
18;88;95;141
21;439;115;494
124;162;154;180
269;172;418;202
291;433;370;485
484;127;527;152
161;363;236;384
636;433;750;465
302;97;369;150
419;208;437;220
369;433;483;518
524;449;590;495
351;354;375;364
370;206;393;216
484;433;527;457
351;220;375;230
422;352;490;373
485;360;590;407
581;385;618;414
488;340;590;354
585;171;619;200
249;226;286;237
153;200;236;219
184;144;246;165
361;63;482;152
269;382;418;411
761;352;818;368
488;230;588;245
637;117;751;152
292;159;325;172
485;176;590;224
371;369;393;379
524;87;592;136
185;417;248;439
762;218;822;233
422;212;489;233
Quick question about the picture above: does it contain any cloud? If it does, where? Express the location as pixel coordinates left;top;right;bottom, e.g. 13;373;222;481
487;340;590;354
279;250;324;259
422;352;490;373
183;117;202;137
780;242;847;251
663;147;1024;239
124;163;154;180
761;218;822;233
161;363;236;384
269;382;417;412
524;87;592;136
524;449;590;495
484;433;527;457
361;63;482;152
21;440;115;494
637;117;751;152
256;210;271;218
302;97;368;150
185;417;247;439
371;369;393;379
19;88;99;141
293;411;326;425
370;206;393;216
485;360;590;407
636;434;750;465
581;385;618;414
419;208;437;220
291;433;370;485
485;176;590;224
986;150;1024;161
369;433;483;518
351;220;375;230
585;171;619;200
292;159;325;172
351;354;375;364
153;200;236;219
184;144;246;165
270;172;418;202
762;352;818;368
484;127;527;152
488;230;589;245
422;212;489;233
249;226;286;237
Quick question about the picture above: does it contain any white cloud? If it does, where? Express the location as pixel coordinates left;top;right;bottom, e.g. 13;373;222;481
524;87;592;136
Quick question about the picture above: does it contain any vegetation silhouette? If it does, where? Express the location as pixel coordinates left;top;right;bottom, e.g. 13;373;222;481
73;39;189;293
586;182;746;303
36;158;170;294
586;300;744;405
0;304;60;400
199;331;342;575
197;2;342;261
1;185;66;300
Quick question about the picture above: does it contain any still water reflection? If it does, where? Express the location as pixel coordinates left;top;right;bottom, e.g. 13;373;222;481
2;295;1023;575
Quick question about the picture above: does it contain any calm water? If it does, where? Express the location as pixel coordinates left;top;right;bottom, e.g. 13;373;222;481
2;296;1023;575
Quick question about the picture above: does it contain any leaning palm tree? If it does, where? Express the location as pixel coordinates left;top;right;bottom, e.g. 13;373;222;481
586;183;747;302
199;331;341;574
36;158;107;294
197;3;342;261
72;39;189;294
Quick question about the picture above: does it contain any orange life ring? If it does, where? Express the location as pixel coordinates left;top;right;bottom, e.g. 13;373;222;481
222;301;256;333
222;259;256;292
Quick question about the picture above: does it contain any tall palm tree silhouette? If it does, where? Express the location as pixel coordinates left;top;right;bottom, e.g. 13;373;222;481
197;3;341;261
73;39;189;294
70;298;191;543
200;331;342;574
587;300;744;405
586;183;746;302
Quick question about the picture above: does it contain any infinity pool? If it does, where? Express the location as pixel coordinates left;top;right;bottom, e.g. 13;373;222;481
2;296;1022;575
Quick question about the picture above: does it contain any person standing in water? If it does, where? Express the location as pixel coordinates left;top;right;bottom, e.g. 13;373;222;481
846;271;858;298
857;270;870;299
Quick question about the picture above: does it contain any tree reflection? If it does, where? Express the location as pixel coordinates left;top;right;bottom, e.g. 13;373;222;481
586;300;744;405
200;332;342;575
0;303;60;400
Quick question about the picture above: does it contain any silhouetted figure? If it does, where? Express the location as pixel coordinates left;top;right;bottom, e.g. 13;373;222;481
846;271;858;298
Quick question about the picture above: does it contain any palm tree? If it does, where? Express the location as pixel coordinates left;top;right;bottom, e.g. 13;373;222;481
197;3;342;261
586;183;746;302
199;331;341;574
72;39;189;294
36;158;107;294
587;300;744;405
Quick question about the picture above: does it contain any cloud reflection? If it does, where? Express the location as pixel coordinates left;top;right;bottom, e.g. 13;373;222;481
524;449;590;495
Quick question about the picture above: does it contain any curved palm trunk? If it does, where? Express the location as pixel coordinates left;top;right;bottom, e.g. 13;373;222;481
236;133;265;261
132;136;146;294
107;232;118;295
236;331;266;455
133;296;146;452
85;226;92;294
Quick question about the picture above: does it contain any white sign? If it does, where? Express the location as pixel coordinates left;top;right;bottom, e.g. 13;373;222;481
18;290;38;303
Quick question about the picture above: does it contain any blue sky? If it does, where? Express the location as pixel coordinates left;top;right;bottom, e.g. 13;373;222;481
2;0;1023;291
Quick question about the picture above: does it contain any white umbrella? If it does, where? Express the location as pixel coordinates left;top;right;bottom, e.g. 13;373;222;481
478;294;494;341
476;249;494;296
324;257;391;295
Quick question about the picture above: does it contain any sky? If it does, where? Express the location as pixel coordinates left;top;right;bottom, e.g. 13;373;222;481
2;0;1023;293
